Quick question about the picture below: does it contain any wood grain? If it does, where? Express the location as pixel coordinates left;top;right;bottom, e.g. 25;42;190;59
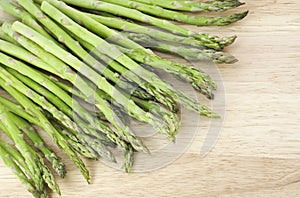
1;0;300;197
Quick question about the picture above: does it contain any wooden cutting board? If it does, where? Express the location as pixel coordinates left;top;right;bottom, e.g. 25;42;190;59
1;0;300;197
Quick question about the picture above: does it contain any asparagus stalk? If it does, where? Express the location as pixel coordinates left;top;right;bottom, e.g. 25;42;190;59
4;66;116;162
12;19;168;145
122;32;238;64
131;0;245;12
96;0;248;26
56;0;242;46
0;1;50;39
87;13;227;50
12;114;67;178
0;36;117;152
123;144;134;173
0;140;41;198
0;28;18;45
1;117;61;196
9;21;147;153
116;45;216;98
0;94;111;157
0;107;47;195
40;2;217;117
2;24;131;153
76;36;177;112
0;77;91;183
0;60;88;138
45;1;216;96
0;0;62;47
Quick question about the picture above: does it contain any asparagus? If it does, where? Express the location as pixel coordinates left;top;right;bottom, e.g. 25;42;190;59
12;113;66;178
5;66;116;162
116;45;216;98
40;2;217;117
57;0;242;47
0;94;111;157
97;0;248;26
0;28;18;45
0;0;62;47
131;0;245;12
1;25;127;152
122;32;238;64
87;13;227;50
10;21;147;153
0;59;88;137
133;97;179;137
0;106;47;195
0;77;91;183
0;140;41;198
44;1;215;96
123;144;134;173
0;38;116;152
12;16;169;143
2;122;61;196
75;36;177;112
0;96;40;125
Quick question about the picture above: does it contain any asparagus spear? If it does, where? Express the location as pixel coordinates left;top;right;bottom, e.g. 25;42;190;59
40;2;217;117
1;119;60;196
0;77;91;183
0;60;88;137
131;0;245;12
0;0;62;47
3;65;116;162
122;32;238;64
0;106;47;195
12;114;67;178
96;0;248;26
0;94;111;157
44;1;216;96
3;23;136;153
0;140;41;198
87;13;229;50
9;21;147;153
0;28;18;45
115;45;216;98
123;144;134;173
75;36;177;112
12;19;169;144
55;0;242;46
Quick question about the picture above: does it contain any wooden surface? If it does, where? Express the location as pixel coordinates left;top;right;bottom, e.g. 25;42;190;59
1;0;300;197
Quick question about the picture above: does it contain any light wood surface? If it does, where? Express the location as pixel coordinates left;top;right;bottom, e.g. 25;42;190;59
1;0;300;197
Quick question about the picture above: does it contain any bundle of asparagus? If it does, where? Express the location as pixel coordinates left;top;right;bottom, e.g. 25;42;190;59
0;0;247;197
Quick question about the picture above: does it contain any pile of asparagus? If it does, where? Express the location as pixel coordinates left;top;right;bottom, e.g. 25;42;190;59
0;0;247;197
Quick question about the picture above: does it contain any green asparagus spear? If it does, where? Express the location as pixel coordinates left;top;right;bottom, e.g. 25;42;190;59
0;0;62;47
122;32;238;64
131;0;245;12
55;0;242;46
40;2;217;117
12;17;164;147
87;13;225;50
10;21;147;153
0;106;46;195
1;118;60;195
44;1;215;97
3;21;138;152
0;77;91;183
0;140;41;198
96;0;248;26
11;114;67;178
